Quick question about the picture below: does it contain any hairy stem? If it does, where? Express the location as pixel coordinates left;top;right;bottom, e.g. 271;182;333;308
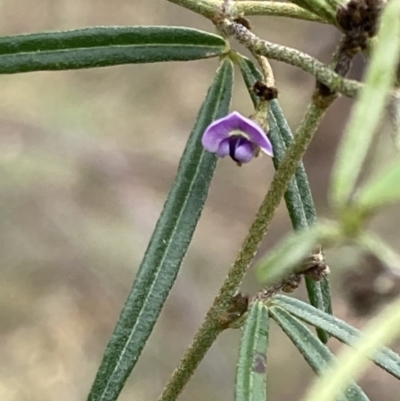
166;0;330;23
158;93;333;401
166;0;218;19
221;20;361;98
234;1;327;22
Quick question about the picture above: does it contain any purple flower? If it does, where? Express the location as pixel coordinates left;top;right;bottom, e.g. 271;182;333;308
201;111;273;165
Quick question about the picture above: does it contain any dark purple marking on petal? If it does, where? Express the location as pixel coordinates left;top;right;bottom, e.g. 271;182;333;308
228;111;273;157
241;122;273;157
201;111;273;159
228;135;255;164
253;352;267;374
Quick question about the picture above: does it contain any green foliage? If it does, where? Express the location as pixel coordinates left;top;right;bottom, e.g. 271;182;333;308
330;0;400;208
0;26;226;73
236;302;269;401
287;0;337;25
355;159;400;213
269;306;369;401
269;99;333;339
87;58;233;401
304;295;400;401
238;55;332;343
256;222;340;286
271;295;400;379
3;0;400;400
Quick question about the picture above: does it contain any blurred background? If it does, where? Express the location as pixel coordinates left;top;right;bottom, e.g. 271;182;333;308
1;1;400;400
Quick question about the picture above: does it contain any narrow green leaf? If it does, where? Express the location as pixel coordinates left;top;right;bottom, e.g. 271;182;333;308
0;26;226;54
270;306;369;401
271;295;400;380
237;56;263;106
355;159;400;213
288;0;337;24
269;100;317;225
269;105;332;343
236;301;270;401
268;108;308;228
269;99;333;333
256;222;339;286
239;55;332;342
330;0;400;207
303;276;330;341
87;59;234;401
0;26;226;73
303;296;400;401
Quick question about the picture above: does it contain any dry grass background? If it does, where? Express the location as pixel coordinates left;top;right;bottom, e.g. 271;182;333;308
0;1;400;400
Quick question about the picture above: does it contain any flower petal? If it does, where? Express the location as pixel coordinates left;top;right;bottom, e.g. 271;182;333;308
201;113;235;152
216;137;230;157
232;113;274;157
229;136;255;164
201;111;273;158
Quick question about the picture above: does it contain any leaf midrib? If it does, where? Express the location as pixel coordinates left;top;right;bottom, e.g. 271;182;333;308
97;66;228;401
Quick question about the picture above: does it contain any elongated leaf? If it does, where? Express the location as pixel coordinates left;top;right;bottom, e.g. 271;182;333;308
271;295;400;379
303;295;400;401
268;100;317;225
256;222;339;286
355;159;400;212
238;57;263;106
236;301;270;401
0;26;226;73
239;58;320;231
87;59;234;401
330;0;400;207
270;306;369;401
288;0;336;24
268;104;308;231
269;103;332;343
239;56;332;342
269;99;333;331
238;56;316;224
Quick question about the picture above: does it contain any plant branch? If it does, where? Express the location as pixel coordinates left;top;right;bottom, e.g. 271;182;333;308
158;87;334;401
221;20;361;98
166;0;218;19
234;1;327;23
166;0;330;23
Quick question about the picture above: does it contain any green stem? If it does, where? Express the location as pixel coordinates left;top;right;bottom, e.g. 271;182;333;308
166;0;330;23
165;0;218;19
269;100;333;342
222;20;361;98
158;94;331;401
234;1;327;22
